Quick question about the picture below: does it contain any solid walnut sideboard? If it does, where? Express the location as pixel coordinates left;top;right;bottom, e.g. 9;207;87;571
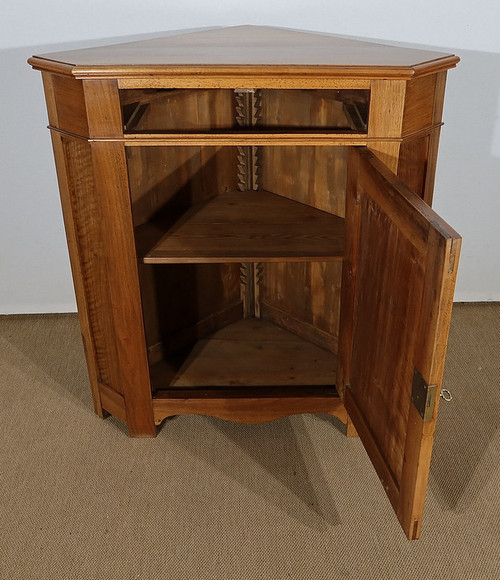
29;25;461;539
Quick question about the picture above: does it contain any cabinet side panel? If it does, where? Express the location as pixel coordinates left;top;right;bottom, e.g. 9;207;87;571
47;74;89;136
399;72;447;205
59;138;120;391
90;141;155;436
402;74;436;136
47;132;102;415
397;134;431;200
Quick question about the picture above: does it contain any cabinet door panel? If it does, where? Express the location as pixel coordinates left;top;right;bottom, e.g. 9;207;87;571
338;147;461;539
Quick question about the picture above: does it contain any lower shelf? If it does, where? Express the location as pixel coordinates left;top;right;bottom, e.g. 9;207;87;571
150;318;342;425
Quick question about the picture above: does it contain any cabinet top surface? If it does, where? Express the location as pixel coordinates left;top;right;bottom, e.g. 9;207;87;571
29;25;458;79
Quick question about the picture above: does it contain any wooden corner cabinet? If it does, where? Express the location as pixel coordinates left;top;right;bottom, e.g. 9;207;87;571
29;26;461;539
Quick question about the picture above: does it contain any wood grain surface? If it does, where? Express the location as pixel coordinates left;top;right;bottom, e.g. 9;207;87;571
28;26;459;81
149;318;337;389
143;190;345;263
339;148;461;538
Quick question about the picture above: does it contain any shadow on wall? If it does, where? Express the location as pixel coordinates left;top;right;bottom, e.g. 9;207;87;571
432;48;500;301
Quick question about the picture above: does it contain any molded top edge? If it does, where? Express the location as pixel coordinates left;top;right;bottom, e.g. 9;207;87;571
28;25;459;78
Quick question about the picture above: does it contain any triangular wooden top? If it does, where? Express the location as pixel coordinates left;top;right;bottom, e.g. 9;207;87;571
29;25;458;79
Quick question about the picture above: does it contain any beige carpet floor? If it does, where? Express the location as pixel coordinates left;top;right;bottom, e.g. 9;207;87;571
1;303;499;579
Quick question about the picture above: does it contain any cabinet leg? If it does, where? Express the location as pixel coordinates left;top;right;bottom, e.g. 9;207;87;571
124;398;157;438
127;424;158;438
346;414;359;437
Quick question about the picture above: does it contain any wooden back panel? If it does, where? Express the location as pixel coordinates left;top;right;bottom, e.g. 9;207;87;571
126;145;238;227
260;146;347;353
259;89;367;131
121;89;236;132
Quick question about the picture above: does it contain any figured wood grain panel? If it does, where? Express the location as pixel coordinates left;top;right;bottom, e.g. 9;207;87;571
46;133;106;417
42;73;104;416
402;74;436;136
44;73;89;136
340;148;461;538
61;139;119;391
397;135;430;199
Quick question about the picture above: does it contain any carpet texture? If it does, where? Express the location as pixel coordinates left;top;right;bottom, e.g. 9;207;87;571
0;303;499;579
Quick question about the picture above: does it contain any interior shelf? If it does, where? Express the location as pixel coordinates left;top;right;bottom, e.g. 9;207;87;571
149;318;337;391
142;189;345;264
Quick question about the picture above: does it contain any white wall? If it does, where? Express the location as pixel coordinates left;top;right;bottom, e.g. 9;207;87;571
1;0;499;312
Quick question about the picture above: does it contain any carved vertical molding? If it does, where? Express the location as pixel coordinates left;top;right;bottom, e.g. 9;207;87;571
235;89;262;317
235;89;261;191
240;262;264;319
253;262;264;319
240;263;254;318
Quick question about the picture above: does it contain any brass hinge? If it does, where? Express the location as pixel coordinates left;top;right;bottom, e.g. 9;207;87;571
411;368;437;421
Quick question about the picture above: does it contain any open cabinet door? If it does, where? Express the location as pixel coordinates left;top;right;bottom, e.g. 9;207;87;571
338;148;461;539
